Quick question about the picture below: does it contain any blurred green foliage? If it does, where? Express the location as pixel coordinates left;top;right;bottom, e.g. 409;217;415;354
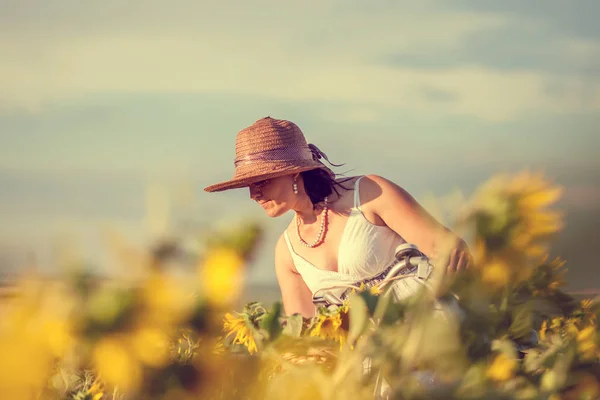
0;171;598;400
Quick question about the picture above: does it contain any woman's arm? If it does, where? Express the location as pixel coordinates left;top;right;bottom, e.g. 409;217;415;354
274;234;316;317
360;174;471;273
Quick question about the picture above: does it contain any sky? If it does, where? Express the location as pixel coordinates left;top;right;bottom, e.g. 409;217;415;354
0;0;599;291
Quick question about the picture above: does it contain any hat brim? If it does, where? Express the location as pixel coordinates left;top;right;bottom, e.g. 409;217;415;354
204;165;332;193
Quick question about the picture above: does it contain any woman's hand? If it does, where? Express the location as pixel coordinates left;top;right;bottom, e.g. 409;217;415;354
444;240;473;275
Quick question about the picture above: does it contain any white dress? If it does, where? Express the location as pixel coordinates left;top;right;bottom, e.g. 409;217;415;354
283;176;409;294
284;176;415;399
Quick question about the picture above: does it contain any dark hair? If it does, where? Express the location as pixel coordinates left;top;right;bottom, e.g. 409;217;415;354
301;168;354;208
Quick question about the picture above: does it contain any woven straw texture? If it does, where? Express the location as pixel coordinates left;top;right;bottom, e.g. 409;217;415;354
204;117;331;192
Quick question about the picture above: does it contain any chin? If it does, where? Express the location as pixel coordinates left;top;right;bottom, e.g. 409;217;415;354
264;208;281;218
264;205;288;218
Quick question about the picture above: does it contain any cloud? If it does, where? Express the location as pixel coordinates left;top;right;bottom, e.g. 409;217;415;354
319;106;382;123
385;23;600;77
418;86;458;103
1;0;597;121
442;0;600;40
0;169;147;220
1;91;598;181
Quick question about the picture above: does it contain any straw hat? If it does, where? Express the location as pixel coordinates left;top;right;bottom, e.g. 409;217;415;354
204;117;334;193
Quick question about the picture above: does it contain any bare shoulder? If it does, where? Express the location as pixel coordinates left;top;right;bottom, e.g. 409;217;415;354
362;173;404;188
358;174;455;255
359;174;415;204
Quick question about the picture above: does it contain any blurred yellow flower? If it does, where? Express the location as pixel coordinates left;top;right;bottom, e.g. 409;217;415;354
42;318;74;358
200;248;245;307
223;312;258;354
87;381;104;400
481;259;511;288
486;353;518;382
86;285;129;326
172;330;200;362
143;272;195;326
519;190;562;213
0;329;52;396
550;317;563;331
566;320;580;337
93;336;141;392
369;286;383;296
577;326;598;361
539;320;547;340
467;171;563;286
130;326;171;367
581;299;594;310
0;172;594;399
213;336;226;356
577;326;595;342
0;290;59;396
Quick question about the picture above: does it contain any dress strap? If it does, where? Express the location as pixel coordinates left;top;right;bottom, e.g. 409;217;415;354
283;230;294;254
353;176;364;211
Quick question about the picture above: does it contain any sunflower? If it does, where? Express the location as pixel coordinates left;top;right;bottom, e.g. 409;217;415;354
577;326;598;362
200;247;245;307
223;312;258;354
531;256;567;296
481;258;511;288
486;353;518;382
581;299;594;310
539;320;548;341
212;336;226;356
87;382;104;400
369;285;383;296
467;171;563;285
310;306;349;349
92;335;142;392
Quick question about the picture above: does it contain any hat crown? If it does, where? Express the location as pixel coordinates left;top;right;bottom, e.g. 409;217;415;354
204;117;332;192
234;117;310;163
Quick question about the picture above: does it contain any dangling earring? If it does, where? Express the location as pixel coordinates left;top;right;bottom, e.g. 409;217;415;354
293;177;298;194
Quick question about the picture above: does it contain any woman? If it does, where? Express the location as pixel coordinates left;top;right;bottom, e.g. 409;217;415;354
205;117;471;317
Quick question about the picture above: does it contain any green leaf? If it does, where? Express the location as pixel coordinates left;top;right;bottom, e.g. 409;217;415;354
541;346;576;392
381;301;408;326
282;314;304;338
455;363;487;398
359;290;380;316
373;290;392;323
243;301;263;315
509;301;534;342
491;338;518;360
259;302;283;341
348;294;369;344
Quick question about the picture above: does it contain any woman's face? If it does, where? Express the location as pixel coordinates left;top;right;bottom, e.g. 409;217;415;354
249;174;296;217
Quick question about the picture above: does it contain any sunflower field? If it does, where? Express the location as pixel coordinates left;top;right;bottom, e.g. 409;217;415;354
0;171;598;400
